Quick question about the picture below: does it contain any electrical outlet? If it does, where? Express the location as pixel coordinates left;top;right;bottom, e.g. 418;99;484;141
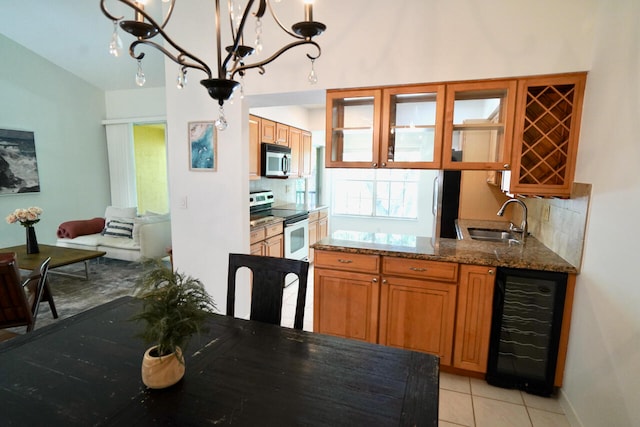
285;185;291;193
542;204;551;222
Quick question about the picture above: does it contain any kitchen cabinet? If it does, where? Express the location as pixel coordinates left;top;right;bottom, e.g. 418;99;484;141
249;115;312;178
301;130;312;176
308;207;329;263
275;122;289;146
250;221;284;257
453;264;495;373
506;72;586;197
314;251;458;365
326;88;382;168
249;115;261;180
379;257;458;365
289;126;301;177
260;118;277;144
442;79;517;171
326;85;444;169
314;251;381;343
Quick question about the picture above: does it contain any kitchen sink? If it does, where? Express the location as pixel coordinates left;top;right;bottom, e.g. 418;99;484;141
467;227;520;243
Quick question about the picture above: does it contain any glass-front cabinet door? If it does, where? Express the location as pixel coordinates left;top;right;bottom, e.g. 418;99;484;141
442;80;517;170
326;88;382;168
381;84;445;169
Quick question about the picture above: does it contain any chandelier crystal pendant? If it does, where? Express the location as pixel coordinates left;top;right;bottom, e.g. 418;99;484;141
101;0;326;130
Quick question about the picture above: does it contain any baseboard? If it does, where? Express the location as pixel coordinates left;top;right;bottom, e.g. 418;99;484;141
559;388;584;427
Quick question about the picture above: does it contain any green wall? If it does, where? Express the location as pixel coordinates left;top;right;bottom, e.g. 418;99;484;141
133;124;168;214
0;34;110;246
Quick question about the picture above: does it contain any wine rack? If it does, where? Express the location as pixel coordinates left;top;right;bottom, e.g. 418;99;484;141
509;73;586;197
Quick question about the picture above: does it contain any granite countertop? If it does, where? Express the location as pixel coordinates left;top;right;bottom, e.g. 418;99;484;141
272;203;328;212
250;217;284;230
312;219;578;274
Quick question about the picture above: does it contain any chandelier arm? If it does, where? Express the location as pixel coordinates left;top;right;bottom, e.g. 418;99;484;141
266;0;305;40
100;0;124;22
160;0;176;30
230;39;320;79
221;0;261;73
130;40;212;78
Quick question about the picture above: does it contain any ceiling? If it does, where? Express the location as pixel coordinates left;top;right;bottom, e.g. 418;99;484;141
0;1;166;91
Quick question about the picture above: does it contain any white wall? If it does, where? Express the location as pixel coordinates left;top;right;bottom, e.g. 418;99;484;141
0;34;110;247
164;2;639;425
562;1;640;425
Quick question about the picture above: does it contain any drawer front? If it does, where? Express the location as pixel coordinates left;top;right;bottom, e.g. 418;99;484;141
250;227;267;245
382;257;458;282
315;251;380;274
308;210;320;222
264;222;283;238
318;208;328;219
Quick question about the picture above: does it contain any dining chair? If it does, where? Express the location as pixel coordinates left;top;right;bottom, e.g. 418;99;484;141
0;252;52;334
227;253;309;330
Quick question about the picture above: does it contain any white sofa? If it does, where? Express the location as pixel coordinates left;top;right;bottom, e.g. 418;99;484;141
56;207;171;262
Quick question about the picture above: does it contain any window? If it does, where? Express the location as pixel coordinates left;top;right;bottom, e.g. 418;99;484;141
332;169;419;219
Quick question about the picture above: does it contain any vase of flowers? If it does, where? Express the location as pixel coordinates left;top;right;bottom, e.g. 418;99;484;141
6;207;43;254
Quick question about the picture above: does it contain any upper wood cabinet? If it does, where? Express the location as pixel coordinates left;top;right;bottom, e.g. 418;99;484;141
326;88;382;168
507;72;586;197
326;86;445;169
275;123;289;146
381;84;445;169
260;118;277;144
442;79;517;171
249;115;261;180
249;116;313;179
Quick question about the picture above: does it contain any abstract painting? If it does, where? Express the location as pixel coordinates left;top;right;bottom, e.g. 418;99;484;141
188;121;216;171
0;129;40;194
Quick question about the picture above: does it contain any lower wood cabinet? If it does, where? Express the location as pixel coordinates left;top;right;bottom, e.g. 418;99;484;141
250;222;284;258
379;275;457;365
453;264;496;373
308;207;329;263
313;268;380;343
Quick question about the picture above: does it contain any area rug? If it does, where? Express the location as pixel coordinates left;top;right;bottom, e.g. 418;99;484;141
33;258;148;331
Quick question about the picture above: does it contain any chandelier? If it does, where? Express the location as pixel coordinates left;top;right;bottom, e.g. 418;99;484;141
100;0;326;130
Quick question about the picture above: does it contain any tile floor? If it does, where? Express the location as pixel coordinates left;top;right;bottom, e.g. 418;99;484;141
283;266;571;427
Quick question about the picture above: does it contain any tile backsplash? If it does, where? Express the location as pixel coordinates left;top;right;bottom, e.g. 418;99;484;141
525;183;591;271
250;177;304;206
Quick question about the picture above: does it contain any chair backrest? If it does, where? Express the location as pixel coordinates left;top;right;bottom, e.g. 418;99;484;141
0;253;51;332
227;253;309;330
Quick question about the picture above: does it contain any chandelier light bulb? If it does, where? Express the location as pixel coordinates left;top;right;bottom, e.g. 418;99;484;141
135;60;146;86
108;21;123;57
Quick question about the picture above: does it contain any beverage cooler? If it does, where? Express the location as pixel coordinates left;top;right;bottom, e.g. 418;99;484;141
486;267;568;396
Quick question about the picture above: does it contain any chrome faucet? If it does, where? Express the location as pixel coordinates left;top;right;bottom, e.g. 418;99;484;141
497;198;528;242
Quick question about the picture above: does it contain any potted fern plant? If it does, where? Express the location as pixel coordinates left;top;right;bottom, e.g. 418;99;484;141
132;261;216;389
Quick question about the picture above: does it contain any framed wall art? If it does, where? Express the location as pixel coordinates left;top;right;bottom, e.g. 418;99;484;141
0;129;41;195
188;121;217;171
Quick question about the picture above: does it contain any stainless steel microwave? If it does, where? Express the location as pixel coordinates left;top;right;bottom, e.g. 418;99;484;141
261;143;291;178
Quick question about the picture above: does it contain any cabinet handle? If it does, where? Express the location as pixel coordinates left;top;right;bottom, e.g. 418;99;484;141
503;163;510;170
409;267;427;272
382;279;387;285
381;162;386;167
372;162;378;168
488;269;494;275
337;259;353;264
372;278;378;283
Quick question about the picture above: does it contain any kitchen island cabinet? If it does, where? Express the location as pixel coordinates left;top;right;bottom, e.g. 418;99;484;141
312;228;577;385
453;264;496;373
379;257;458;365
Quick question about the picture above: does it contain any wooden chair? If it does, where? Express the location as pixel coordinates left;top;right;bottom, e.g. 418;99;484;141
0;253;52;334
227;253;310;330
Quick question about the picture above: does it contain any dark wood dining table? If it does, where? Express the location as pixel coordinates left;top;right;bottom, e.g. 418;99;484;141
0;296;439;426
